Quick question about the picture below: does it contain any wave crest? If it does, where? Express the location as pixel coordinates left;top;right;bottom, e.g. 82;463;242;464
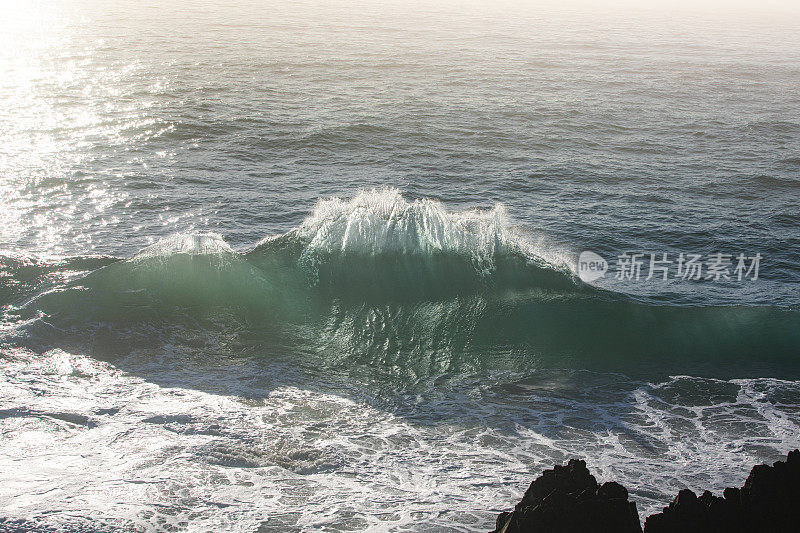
133;233;234;260
249;188;577;294
295;188;508;260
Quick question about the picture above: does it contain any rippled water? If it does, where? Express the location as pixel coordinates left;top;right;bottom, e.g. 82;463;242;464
1;0;799;531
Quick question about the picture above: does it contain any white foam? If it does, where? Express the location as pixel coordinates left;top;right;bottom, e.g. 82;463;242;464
2;347;798;531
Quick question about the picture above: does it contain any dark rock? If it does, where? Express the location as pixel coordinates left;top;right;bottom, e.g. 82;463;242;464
643;449;800;533
598;481;628;500
491;450;800;533
490;459;642;533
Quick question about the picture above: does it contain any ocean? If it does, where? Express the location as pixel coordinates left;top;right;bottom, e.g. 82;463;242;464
1;0;799;531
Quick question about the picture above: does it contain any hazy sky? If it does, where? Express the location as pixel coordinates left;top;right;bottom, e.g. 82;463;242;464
494;0;800;14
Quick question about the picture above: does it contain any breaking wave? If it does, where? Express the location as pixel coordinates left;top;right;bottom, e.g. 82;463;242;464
6;190;800;380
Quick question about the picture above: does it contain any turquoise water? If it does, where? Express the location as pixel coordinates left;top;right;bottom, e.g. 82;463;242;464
1;1;799;531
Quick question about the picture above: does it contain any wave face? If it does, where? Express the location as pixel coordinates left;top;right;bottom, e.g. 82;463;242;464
11;190;800;382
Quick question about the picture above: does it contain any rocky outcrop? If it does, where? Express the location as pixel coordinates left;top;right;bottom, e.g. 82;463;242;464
490;458;642;533
644;449;800;533
491;450;800;533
